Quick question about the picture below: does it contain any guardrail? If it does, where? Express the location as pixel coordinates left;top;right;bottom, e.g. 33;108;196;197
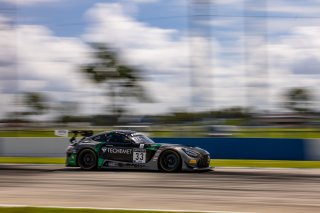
154;138;320;160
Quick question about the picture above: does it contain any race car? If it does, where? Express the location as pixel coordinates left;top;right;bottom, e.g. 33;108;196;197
56;130;211;172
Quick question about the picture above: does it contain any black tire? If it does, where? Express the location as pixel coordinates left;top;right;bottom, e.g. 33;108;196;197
77;149;97;170
158;150;182;172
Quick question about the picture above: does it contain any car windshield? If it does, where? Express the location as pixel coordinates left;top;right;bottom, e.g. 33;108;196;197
132;134;155;144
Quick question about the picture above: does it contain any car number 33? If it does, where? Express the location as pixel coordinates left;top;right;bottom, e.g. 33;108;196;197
133;150;146;163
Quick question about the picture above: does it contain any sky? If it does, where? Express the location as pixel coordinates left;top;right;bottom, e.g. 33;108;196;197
0;0;320;118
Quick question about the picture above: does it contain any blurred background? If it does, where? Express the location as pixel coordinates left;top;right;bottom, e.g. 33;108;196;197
1;0;320;138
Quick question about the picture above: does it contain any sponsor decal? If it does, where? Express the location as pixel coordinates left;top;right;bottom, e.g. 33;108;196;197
106;148;132;155
102;147;107;153
133;149;146;163
153;151;160;161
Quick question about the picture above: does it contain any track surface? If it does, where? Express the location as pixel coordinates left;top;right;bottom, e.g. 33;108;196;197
1;165;320;213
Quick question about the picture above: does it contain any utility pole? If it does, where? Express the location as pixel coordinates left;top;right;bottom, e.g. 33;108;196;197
244;0;269;113
188;0;213;113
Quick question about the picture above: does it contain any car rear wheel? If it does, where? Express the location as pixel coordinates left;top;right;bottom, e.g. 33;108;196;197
78;149;97;170
159;150;181;172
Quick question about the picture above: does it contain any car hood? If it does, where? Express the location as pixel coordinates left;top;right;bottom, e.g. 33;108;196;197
155;143;209;155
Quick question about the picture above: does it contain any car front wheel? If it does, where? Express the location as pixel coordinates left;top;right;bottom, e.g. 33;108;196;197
159;150;181;172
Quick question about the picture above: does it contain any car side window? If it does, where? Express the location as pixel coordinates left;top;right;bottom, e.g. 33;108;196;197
107;133;131;143
92;133;107;142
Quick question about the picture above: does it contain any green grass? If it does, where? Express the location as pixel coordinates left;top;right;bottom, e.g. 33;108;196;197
0;157;65;164
0;207;197;213
0;131;57;137
1;157;320;168
238;128;320;138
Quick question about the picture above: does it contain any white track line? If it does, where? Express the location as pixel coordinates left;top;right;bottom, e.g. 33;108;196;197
0;204;254;213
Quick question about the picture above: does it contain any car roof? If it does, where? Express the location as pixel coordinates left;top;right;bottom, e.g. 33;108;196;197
109;130;137;136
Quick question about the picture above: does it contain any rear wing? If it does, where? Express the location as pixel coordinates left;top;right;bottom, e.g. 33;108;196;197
55;130;94;143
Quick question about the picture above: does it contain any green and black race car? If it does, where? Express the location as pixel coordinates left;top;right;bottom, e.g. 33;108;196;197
57;130;211;172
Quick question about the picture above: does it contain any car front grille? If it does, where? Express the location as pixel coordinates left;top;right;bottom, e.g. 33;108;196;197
197;155;210;168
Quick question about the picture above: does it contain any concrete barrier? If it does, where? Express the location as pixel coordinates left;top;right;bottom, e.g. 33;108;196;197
0;138;69;157
0;137;319;160
0;138;2;156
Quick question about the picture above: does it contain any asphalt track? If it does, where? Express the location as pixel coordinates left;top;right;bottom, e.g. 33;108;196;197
1;165;320;213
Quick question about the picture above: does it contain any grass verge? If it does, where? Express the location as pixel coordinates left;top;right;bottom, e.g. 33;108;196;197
0;207;197;213
0;157;320;168
0;157;65;164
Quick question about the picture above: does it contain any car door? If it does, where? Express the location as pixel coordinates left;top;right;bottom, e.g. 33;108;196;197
101;133;136;162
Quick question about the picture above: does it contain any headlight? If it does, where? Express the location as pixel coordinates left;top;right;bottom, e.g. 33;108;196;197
182;148;199;158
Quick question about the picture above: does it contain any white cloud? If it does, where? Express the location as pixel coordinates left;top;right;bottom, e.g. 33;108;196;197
84;3;178;50
15;25;89;88
2;1;320;118
82;2;320;112
263;25;320;110
0;21;100;118
83;3;226;112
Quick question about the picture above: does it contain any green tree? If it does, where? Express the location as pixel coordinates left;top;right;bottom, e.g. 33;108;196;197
82;43;150;117
284;88;313;113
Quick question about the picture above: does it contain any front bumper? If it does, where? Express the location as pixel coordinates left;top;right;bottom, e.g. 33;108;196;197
183;154;211;170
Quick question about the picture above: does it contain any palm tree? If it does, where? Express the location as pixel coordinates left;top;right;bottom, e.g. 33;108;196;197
82;43;150;117
284;88;313;113
23;92;48;115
